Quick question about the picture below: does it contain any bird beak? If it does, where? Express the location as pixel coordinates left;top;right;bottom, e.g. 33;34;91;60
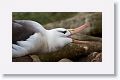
68;22;90;35
67;22;90;44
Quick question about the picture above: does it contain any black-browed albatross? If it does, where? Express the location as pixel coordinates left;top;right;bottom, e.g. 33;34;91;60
12;20;90;58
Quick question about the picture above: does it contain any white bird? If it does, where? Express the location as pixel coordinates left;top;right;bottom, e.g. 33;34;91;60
12;20;90;58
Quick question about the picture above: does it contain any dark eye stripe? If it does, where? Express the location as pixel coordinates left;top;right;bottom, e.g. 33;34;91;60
58;31;67;34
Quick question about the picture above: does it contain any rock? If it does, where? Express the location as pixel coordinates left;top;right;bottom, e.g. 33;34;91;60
30;55;41;62
91;52;102;62
58;58;72;62
78;52;102;62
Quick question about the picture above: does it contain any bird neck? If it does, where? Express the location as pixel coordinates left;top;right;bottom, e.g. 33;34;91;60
46;30;58;52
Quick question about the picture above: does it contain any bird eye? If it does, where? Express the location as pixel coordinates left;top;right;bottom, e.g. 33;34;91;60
58;30;67;34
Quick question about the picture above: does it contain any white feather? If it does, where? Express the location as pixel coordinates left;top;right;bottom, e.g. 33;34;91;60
12;20;72;58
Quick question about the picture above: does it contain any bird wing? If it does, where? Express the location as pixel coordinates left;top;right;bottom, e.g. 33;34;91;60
12;20;43;44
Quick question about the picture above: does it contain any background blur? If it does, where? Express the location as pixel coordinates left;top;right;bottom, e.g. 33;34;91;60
13;12;77;25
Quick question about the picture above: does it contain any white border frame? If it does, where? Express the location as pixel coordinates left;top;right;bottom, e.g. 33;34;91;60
0;0;114;74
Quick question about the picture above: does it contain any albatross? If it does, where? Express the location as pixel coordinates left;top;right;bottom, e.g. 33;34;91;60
12;20;90;58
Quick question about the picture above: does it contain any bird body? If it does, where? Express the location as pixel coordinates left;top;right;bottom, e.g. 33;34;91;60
12;20;72;57
12;20;90;58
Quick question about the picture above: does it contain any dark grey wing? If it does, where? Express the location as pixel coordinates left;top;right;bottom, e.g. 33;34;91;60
12;20;36;44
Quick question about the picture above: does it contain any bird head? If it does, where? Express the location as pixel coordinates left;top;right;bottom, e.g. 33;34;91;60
46;22;90;52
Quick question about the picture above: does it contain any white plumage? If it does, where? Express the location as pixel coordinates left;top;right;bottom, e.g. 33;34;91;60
12;20;89;58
